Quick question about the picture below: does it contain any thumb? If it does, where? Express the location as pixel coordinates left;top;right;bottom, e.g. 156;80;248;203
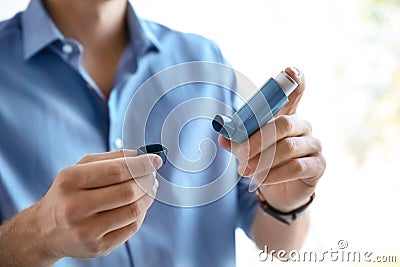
218;134;232;152
276;66;305;116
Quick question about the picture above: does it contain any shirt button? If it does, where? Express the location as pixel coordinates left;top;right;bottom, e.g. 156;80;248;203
62;43;74;54
114;138;123;149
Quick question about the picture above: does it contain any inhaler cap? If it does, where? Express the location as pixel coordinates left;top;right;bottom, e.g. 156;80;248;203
137;144;168;165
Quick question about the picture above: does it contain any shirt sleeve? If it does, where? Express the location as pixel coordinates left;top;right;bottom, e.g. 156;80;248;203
208;41;260;237
236;178;259;238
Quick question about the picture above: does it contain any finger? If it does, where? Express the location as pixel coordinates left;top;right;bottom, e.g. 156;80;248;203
99;191;156;248
239;136;322;177
71;174;156;217
77;150;137;164
271;136;322;168
237;148;273;177
276;67;305;116
232;115;312;160
64;154;162;189
94;187;157;236
100;215;147;256
218;68;305;153
301;153;326;186
253;154;325;185
218;134;232;152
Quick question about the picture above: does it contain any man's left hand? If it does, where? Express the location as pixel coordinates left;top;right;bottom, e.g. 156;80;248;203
218;67;326;212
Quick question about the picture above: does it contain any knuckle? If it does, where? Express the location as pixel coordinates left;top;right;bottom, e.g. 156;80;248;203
279;115;294;134
148;194;156;206
85;240;105;257
58;167;72;179
292;159;307;174
321;153;326;165
313;137;322;152
120;182;136;203
57;167;74;188
284;137;297;155
128;202;141;219
129;220;141;234
72;227;92;243
142;194;154;210
319;153;327;170
106;162;122;179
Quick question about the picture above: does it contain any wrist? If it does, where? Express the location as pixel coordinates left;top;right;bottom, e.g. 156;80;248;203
256;189;315;225
257;188;312;213
0;203;60;267
33;200;62;264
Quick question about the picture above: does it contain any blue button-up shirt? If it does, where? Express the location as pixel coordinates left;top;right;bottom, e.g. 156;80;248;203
0;0;258;266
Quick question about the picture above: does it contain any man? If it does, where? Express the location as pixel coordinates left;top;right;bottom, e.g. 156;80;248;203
0;0;325;266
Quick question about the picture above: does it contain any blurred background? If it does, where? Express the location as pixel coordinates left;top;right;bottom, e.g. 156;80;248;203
1;0;399;266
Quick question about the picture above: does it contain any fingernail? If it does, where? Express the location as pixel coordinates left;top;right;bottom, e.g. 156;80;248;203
153;156;163;169
290;66;300;76
154;178;159;189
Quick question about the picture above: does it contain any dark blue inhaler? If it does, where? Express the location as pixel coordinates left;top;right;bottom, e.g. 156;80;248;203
212;71;298;143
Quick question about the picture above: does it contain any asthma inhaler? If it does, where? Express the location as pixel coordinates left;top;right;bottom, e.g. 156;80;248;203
212;71;298;143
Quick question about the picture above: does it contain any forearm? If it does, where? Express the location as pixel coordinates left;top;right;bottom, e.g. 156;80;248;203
251;207;310;252
0;204;57;267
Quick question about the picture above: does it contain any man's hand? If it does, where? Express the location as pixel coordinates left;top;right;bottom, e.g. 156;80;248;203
0;150;162;267
219;67;326;212
41;149;162;259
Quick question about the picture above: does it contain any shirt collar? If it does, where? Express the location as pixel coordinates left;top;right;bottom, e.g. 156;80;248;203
21;0;161;61
22;0;62;60
126;5;161;56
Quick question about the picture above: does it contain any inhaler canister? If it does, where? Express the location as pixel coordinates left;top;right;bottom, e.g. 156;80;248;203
212;71;298;143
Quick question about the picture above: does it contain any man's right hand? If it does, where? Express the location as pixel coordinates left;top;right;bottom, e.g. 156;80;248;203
0;149;162;267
